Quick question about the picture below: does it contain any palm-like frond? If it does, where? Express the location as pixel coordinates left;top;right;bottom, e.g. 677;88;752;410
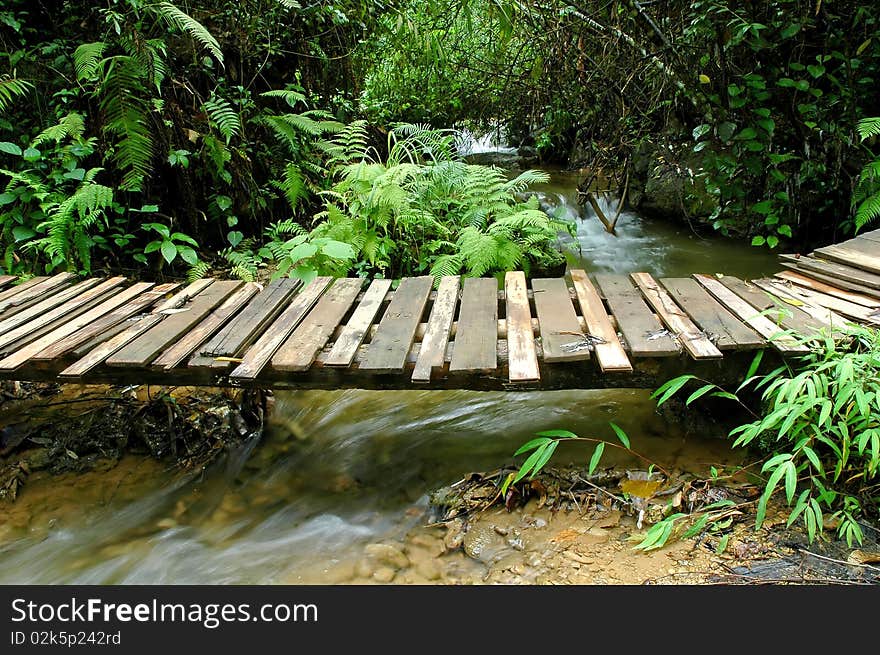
32;113;86;147
204;95;240;143
152;2;223;65
0;75;34;113
260;89;307;108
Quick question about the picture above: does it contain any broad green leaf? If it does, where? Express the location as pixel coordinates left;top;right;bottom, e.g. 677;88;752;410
178;246;198;266
160;240;177;264
0;142;22;156
321;240;356;259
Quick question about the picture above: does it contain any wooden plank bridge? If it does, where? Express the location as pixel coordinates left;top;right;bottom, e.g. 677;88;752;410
1;230;880;391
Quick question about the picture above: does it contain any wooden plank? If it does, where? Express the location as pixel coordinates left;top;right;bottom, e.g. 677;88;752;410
0;277;104;340
631;272;722;360
813;244;880;276
779;254;880;290
0;275;15;289
594;274;679;356
531;277;590;363
0;273;73;314
718;275;828;336
360;276;433;373
151;283;261;370
59;315;165;377
449;278;498;372
106;281;242;367
780;261;880;299
692;274;809;354
272;278;364;372
824;237;880;258
0;282;154;369
752;279;865;326
229;277;333;379
0;277;126;352
411;276;460;382
503;272;540;382
570;270;632;372
34;283;179;360
189;278;301;369
659;277;764;350
773;270;880;309
325;278;394;368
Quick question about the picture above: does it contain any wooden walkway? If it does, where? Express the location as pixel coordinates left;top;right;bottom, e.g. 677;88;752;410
0;231;879;391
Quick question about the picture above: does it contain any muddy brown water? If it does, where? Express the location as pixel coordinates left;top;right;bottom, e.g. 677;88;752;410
0;173;775;584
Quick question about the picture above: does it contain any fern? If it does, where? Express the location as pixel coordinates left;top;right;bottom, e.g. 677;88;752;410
31;113;86;147
204;95;240;143
152;2;223;65
187;260;211;282
858;117;880;141
0;75;34;113
276;162;306;212
260;89;307;108
277;0;302;8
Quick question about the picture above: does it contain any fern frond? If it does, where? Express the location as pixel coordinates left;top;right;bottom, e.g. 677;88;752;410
856;193;880;229
277;0;302;8
32;113;86;147
153;2;223;64
204;95;240;143
260;88;306;108
265;219;305;240
73;42;106;81
503;169;550;194
0;75;34;113
187;260;211;282
858;117;880;141
278;162;306;212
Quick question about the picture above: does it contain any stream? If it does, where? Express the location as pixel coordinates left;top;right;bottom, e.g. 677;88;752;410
0;171;778;584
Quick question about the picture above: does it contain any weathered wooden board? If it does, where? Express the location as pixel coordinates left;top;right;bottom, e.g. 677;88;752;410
692;274;809;353
718;275;828;336
411;276;460;383
230;277;332;380
449;277;498;372
774;270;880;308
0;277;105;341
660;277;764;350
325;278;393;368
779;254;880;290
594;274;678;356
532;277;590;363
0;282;154;370
631;272;722;360
569;269;632;372
0;275;15;289
106;281;242;367
272;278;364;372
152;283;261;369
813;244;880;276
752;279;862;325
0;273;74;315
503;272;540;382
59;316;164;377
360;276;432;373
188;278;301;369
35;283;180;361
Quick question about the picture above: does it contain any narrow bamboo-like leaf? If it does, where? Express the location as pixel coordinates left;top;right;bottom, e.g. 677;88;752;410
588;442;605;475
784;461;797;503
530;440;559;479
536;429;578;439
609;422;630;449
651;375;695;406
686;384;716;405
514;437;552;456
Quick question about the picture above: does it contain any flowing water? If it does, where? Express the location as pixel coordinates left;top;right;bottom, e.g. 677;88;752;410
0;171;778;584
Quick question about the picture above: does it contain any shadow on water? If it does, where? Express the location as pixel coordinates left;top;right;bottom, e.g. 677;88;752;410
0;168;774;584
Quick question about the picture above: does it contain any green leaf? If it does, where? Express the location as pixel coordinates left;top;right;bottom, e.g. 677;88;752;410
227;231;243;247
287;242;318;263
650;375;695;405
160;240;177;264
715;533;730;554
735;127;757;140
752;236;766;246
0;141;22;156
178;246;198;266
21;147;40;161
588;442;605;475
144;240;162;253
536;429;577;440
321;240;356;259
686;384;716;405
11;225;34;241
512;446;547;486
784;461;797;503
530;440;559;478
609;422;630;449
514;437;552;456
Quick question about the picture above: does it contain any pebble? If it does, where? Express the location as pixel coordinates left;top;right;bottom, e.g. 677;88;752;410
364;543;409;570
563;551;592;565
372;567;396;583
414;558;442;581
408;533;444;556
156;518;177;530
